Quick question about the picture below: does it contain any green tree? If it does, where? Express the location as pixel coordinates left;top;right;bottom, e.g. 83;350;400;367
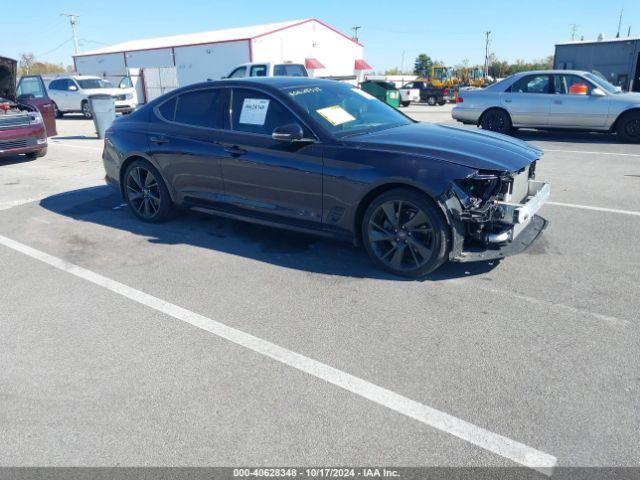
413;54;433;76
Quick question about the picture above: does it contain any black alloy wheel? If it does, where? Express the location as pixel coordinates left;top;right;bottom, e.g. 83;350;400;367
617;112;640;143
480;109;512;134
124;161;173;222
362;189;449;277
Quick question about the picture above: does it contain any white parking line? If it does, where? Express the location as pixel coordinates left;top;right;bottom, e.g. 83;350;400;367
547;201;640;217
544;149;640;158
0;233;557;476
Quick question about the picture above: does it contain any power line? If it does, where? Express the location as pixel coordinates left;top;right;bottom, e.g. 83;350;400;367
37;38;73;58
61;13;80;54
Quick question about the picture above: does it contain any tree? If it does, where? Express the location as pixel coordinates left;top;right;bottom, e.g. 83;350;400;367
413;54;433;76
18;53;68;76
19;53;35;75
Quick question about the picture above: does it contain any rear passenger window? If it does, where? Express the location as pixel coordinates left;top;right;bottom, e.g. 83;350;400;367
157;97;177;121
174;89;226;129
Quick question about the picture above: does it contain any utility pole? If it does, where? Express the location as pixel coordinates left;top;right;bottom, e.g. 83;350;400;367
570;23;579;41
616;9;623;38
483;31;491;78
61;13;80;55
351;26;361;43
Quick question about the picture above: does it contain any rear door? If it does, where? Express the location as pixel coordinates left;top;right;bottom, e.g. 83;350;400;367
220;87;323;224
502;74;553;127
549;74;610;128
17;75;57;136
147;87;230;204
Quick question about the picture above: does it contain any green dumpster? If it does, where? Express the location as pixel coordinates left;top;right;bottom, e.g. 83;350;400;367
359;80;401;108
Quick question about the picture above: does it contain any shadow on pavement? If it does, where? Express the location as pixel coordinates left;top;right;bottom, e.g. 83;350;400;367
52;135;98;141
0;154;37;167
512;129;618;144
39;186;499;281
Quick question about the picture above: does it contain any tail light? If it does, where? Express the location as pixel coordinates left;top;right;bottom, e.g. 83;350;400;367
456;97;464;103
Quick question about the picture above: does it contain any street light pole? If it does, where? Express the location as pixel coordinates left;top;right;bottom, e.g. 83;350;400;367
483;31;491;78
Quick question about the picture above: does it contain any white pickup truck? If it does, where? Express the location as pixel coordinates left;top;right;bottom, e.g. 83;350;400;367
225;62;309;79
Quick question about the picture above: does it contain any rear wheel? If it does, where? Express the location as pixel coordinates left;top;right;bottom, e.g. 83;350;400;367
427;96;437;106
401;101;411;107
616;112;640;143
362;188;449;277
480;108;512;134
123;160;174;223
81;100;92;119
53;102;64;119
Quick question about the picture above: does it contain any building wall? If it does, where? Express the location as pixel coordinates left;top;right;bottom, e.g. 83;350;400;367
125;48;174;69
174;40;250;85
555;40;640;90
251;20;364;78
75;53;127;77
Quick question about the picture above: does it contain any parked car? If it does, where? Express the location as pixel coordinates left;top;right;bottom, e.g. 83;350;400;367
359;80;401;108
225;62;309;79
452;69;640;142
103;77;549;277
46;75;137;119
0;56;50;159
397;83;420;107
402;81;448;106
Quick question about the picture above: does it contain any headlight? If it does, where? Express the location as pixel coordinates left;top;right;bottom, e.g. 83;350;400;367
125;93;134;100
29;113;43;125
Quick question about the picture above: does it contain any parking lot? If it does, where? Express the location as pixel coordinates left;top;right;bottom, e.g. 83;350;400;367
1;105;639;475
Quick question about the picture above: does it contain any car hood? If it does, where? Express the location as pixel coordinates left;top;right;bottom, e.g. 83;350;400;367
613;91;640;103
345;122;542;172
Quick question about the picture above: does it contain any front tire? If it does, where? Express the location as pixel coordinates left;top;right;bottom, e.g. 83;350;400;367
362;188;450;277
616;112;640;143
480;108;512;134
123;160;174;223
81;100;92;119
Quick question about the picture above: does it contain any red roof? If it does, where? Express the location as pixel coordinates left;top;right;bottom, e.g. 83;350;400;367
354;59;373;71
305;58;325;70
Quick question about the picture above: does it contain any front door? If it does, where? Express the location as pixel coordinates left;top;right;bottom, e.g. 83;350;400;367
220;87;323;225
17;75;57;136
502;74;553;127
549;74;610;128
147;87;229;204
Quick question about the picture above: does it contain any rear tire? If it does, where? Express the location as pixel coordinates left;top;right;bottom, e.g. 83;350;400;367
53;102;64;119
480;108;512;134
616;112;640;143
427;96;437;106
401;101;411;107
81;100;92;119
123;160;174;223
362;188;450;277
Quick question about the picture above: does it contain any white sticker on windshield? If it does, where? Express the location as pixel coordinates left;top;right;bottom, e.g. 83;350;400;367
316;105;356;126
239;98;270;125
352;88;376;100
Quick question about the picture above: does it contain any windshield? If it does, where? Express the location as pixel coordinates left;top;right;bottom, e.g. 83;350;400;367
77;79;113;89
284;83;412;137
583;73;619;94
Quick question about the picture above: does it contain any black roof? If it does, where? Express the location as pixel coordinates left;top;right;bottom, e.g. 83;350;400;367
189;76;341;92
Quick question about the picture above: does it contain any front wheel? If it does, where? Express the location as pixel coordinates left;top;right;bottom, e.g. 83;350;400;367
53;102;64;119
81;101;92;119
480;109;512;134
362;188;450;277
123;160;174;223
616;112;640;143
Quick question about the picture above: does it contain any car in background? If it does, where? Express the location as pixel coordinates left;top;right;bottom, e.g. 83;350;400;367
452;70;640;142
102;77;549;277
226;62;309;79
46;75;137;119
397;83;420;107
359;80;401;107
402;81;448;106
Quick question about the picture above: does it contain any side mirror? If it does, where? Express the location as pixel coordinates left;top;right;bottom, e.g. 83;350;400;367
591;87;606;97
68;85;78;91
272;123;305;142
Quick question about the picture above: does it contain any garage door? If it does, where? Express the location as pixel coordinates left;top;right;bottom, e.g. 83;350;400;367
142;67;179;102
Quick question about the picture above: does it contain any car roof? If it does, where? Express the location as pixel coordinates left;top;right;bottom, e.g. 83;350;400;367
191;76;341;91
511;70;593;76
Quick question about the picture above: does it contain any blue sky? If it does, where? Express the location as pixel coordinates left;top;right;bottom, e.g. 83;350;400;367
3;0;636;71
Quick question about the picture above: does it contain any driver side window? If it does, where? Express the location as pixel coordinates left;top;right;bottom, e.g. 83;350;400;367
510;75;551;94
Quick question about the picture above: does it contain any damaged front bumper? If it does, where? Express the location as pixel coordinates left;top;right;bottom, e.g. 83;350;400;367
444;175;551;263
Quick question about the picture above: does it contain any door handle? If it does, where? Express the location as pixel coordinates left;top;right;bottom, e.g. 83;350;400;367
223;145;247;157
149;135;169;145
553;100;563;105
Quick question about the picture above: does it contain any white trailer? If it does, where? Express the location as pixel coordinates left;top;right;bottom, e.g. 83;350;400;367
74;19;373;104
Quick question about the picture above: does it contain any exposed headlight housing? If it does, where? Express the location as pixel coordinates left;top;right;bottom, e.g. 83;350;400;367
451;172;501;209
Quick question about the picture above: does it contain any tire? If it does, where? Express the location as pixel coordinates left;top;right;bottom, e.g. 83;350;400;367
438;99;446;106
362;188;450;277
480;108;512;134
53;102;64;119
81;100;92;119
123;160;174;223
427;96;437;106
401;101;411;107
616;111;640;143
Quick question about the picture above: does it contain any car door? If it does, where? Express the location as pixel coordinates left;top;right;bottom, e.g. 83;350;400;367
47;79;66;111
147;87;229;204
66;79;82;111
501;74;553;127
220;87;323;224
16;75;57;136
549;74;610;128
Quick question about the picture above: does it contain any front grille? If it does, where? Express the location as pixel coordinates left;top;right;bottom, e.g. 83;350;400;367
0;138;36;151
0;115;31;130
511;166;530;203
